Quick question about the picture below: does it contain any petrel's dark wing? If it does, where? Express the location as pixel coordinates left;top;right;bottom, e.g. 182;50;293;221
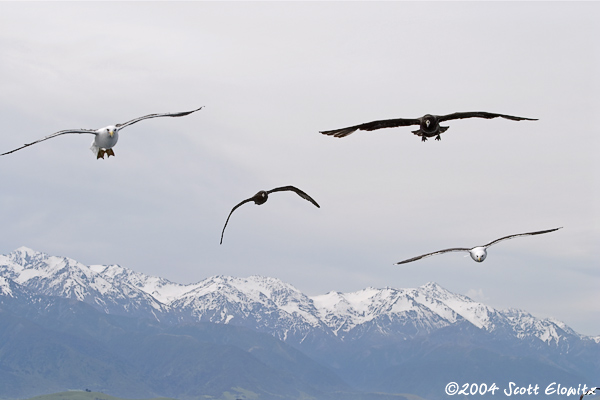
483;227;562;249
437;111;537;123
220;197;254;245
116;106;203;129
395;248;471;265
1;129;98;156
320;117;421;138
580;387;600;400
266;186;320;208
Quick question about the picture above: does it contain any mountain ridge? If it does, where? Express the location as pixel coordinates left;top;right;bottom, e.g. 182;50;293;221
0;246;595;347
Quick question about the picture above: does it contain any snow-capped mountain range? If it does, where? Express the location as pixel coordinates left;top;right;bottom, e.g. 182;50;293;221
0;247;600;400
1;246;595;349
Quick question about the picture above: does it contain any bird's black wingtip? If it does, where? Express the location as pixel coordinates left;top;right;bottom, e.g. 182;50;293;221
320;129;352;138
511;115;538;121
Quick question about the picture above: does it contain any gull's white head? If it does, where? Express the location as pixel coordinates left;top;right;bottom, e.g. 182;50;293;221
469;247;487;263
106;125;117;137
96;125;118;137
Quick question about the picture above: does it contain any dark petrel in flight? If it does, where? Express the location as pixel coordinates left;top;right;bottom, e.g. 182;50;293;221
220;186;320;244
395;227;562;265
0;106;203;159
321;111;537;142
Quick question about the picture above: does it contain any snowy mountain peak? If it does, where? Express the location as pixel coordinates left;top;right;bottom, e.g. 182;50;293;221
4;246;48;268
311;286;446;336
420;281;445;291
410;284;495;330
13;246;42;257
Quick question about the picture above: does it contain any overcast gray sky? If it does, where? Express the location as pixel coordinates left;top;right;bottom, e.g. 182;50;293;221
0;2;598;335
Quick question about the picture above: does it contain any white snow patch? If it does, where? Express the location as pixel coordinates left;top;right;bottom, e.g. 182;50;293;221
0;277;14;297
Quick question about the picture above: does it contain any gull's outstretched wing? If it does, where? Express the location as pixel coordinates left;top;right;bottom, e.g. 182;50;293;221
483;227;562;249
220;197;254;245
267;186;320;208
116;106;204;129
437;111;537;123
1;129;98;156
395;248;471;265
320;117;421;138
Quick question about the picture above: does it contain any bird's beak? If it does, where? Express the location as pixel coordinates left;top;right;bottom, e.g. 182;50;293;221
109;130;114;137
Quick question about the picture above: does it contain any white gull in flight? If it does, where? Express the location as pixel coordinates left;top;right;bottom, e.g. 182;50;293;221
1;106;203;159
395;227;562;264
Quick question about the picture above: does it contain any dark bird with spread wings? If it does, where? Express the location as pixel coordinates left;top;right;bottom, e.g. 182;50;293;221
220;186;320;244
1;107;203;159
321;111;537;142
395;227;562;265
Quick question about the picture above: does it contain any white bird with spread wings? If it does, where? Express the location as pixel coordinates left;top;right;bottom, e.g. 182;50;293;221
1;106;203;159
395;227;562;265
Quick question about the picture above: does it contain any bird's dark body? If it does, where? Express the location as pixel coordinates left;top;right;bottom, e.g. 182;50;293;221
411;114;449;141
320;111;537;141
252;191;269;205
